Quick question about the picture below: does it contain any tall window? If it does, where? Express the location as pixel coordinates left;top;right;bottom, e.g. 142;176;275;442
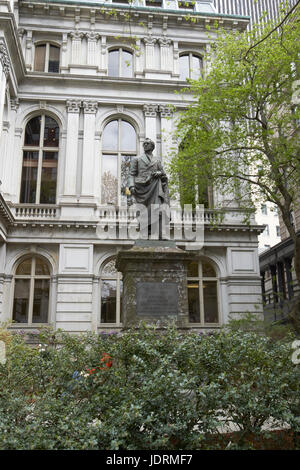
12;256;51;325
100;257;123;325
179;53;202;81
187;260;219;325
34;44;60;73
101;119;137;205
108;49;133;77
20;115;59;204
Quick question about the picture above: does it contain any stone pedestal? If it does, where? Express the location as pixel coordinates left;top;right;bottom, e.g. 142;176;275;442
116;241;194;328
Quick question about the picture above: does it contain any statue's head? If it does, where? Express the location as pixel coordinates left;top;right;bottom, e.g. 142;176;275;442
143;138;155;152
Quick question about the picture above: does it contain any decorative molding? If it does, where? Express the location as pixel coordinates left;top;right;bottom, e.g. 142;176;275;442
86;31;100;41
0;40;10;77
158;37;171;47
69;31;84;40
66;100;81;113
10;99;19;111
159;105;173;118
143;104;158;117
143;36;157;46
83;100;98;114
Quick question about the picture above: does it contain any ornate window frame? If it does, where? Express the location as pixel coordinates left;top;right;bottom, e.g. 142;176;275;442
99;256;123;326
187;258;221;326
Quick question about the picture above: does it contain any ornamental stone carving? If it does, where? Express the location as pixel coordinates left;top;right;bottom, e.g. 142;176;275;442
66;99;81;113
0;40;10;77
82;100;98;114
143;104;159;117
159;105;173;118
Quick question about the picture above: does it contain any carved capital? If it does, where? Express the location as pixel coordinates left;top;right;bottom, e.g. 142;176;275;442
159;105;173;118
69;31;84;40
158;37;171;47
86;31;100;41
143;104;158;117
83;100;98;114
143;36;157;46
66;99;81;113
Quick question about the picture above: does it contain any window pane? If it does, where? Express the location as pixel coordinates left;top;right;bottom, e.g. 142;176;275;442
179;55;189;81
16;259;32;276
48;45;60;73
34;45;46;72
35;258;50;275
32;279;49;323
24;117;41;146
121;50;133;77
102;154;118;205
44;117;59;147
101;280;117;323
20;165;38;203
191;55;202;80
188;261;198;277
121;155;134;205
102;120;118;151
40;165;57;204
121;121;136;152
108;50;119;77
120;280;123;323
188;281;200;323
203;281;218;323
202;261;216;278
13;279;30;323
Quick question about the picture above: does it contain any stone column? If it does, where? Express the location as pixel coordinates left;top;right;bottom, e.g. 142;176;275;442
64;100;81;198
70;31;84;64
60;33;68;71
81;100;98;198
158;37;172;72
25;30;33;71
135;38;143;77
173;40;179;77
0;40;10;137
143;104;158;150
159;104;173;165
86;32;100;66
4;98;19;199
143;36;157;70
100;36;107;72
284;258;294;299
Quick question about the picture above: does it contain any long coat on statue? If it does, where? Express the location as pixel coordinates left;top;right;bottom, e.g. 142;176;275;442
127;154;169;208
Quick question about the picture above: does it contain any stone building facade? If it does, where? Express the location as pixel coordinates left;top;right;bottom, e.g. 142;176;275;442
0;0;264;334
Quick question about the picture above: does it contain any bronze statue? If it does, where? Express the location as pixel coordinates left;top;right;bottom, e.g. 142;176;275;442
128;138;169;208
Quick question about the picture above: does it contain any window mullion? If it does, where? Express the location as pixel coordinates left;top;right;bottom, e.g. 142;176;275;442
119;48;122;77
118;119;121;206
116;274;120;325
45;43;50;72
36;116;45;203
28;258;35;325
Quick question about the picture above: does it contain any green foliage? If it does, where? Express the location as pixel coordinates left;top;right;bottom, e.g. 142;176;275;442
169;6;300;223
0;325;299;450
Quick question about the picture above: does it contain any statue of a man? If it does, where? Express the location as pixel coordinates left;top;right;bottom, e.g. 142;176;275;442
128;138;169;208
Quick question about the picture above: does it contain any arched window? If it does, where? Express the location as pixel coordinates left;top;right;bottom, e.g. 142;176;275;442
20;115;59;204
179;53;202;81
187;259;219;324
108;48;133;77
12;256;51;324
101;118;137;205
34;43;60;73
100;257;123;325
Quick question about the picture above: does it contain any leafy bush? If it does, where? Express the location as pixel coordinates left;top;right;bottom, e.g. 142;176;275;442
0;325;299;450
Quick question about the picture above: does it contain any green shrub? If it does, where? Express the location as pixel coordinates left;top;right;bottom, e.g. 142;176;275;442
0;325;299;450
